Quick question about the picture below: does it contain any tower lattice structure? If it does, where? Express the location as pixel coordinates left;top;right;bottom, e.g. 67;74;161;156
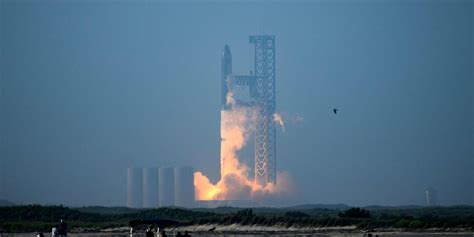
221;35;276;186
250;35;276;185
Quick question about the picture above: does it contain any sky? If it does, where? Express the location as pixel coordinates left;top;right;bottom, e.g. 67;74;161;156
0;0;472;207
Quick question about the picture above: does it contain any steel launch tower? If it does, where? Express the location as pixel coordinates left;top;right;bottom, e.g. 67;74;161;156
221;35;276;185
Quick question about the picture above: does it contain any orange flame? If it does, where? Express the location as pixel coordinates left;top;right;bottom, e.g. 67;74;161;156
194;93;290;201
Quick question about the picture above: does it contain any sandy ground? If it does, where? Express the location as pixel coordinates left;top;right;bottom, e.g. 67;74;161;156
1;226;473;237
2;233;474;237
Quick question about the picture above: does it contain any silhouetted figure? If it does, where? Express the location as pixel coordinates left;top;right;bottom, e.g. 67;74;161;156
208;227;216;232
155;228;160;237
57;219;68;237
36;232;44;237
333;109;338;114
145;226;154;237
160;230;167;237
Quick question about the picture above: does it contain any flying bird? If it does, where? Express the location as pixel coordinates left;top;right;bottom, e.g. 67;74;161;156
333;109;338;114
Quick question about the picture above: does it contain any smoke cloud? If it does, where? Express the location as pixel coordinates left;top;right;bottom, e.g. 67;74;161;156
194;92;293;201
273;113;285;132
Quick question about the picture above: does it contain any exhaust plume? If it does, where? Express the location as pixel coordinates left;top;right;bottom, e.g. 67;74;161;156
194;92;292;201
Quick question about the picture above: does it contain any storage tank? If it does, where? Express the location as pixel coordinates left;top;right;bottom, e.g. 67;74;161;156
127;168;143;208
143;167;159;208
425;187;438;206
174;166;195;207
158;167;175;207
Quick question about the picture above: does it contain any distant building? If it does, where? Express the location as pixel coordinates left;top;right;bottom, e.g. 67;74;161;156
142;168;159;208
127;168;143;208
425;187;438;206
158;167;175;207
174;166;195;207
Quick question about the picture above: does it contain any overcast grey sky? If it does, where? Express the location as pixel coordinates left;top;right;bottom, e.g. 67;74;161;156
1;0;472;207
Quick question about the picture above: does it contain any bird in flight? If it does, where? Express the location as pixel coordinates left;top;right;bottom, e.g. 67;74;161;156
333;109;338;114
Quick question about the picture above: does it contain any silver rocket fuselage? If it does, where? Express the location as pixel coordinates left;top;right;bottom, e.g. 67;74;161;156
221;45;232;110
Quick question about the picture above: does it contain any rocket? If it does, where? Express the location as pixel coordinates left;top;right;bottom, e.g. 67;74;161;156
221;45;232;110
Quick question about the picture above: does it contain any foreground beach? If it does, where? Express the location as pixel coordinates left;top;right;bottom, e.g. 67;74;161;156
2;231;474;237
3;224;474;237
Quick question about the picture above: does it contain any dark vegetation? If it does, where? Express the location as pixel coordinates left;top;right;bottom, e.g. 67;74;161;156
1;205;473;233
339;207;371;218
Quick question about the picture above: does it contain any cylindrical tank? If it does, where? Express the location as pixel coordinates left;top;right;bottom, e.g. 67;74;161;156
143;168;159;208
127;168;143;208
425;187;438;206
158;167;175;207
174;166;195;207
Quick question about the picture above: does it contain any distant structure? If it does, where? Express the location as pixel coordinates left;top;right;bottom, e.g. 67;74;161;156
142;168;159;208
158;167;175;207
127;168;143;208
221;35;277;185
127;167;195;208
425;187;438;206
174;166;195;207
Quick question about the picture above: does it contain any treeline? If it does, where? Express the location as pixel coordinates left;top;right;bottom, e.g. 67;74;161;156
183;208;474;229
0;205;126;233
1;205;474;233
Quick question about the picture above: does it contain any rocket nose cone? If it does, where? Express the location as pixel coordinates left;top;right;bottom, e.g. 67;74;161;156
222;45;231;59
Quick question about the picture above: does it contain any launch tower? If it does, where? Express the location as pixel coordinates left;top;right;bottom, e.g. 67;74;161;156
221;35;276;185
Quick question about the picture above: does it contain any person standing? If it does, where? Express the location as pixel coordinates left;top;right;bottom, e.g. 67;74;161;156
145;226;154;237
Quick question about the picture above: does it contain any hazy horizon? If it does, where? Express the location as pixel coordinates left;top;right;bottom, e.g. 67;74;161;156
1;0;472;207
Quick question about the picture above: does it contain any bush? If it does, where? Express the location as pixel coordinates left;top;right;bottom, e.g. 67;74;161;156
394;219;411;228
284;211;309;218
408;220;424;229
338;207;371;218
